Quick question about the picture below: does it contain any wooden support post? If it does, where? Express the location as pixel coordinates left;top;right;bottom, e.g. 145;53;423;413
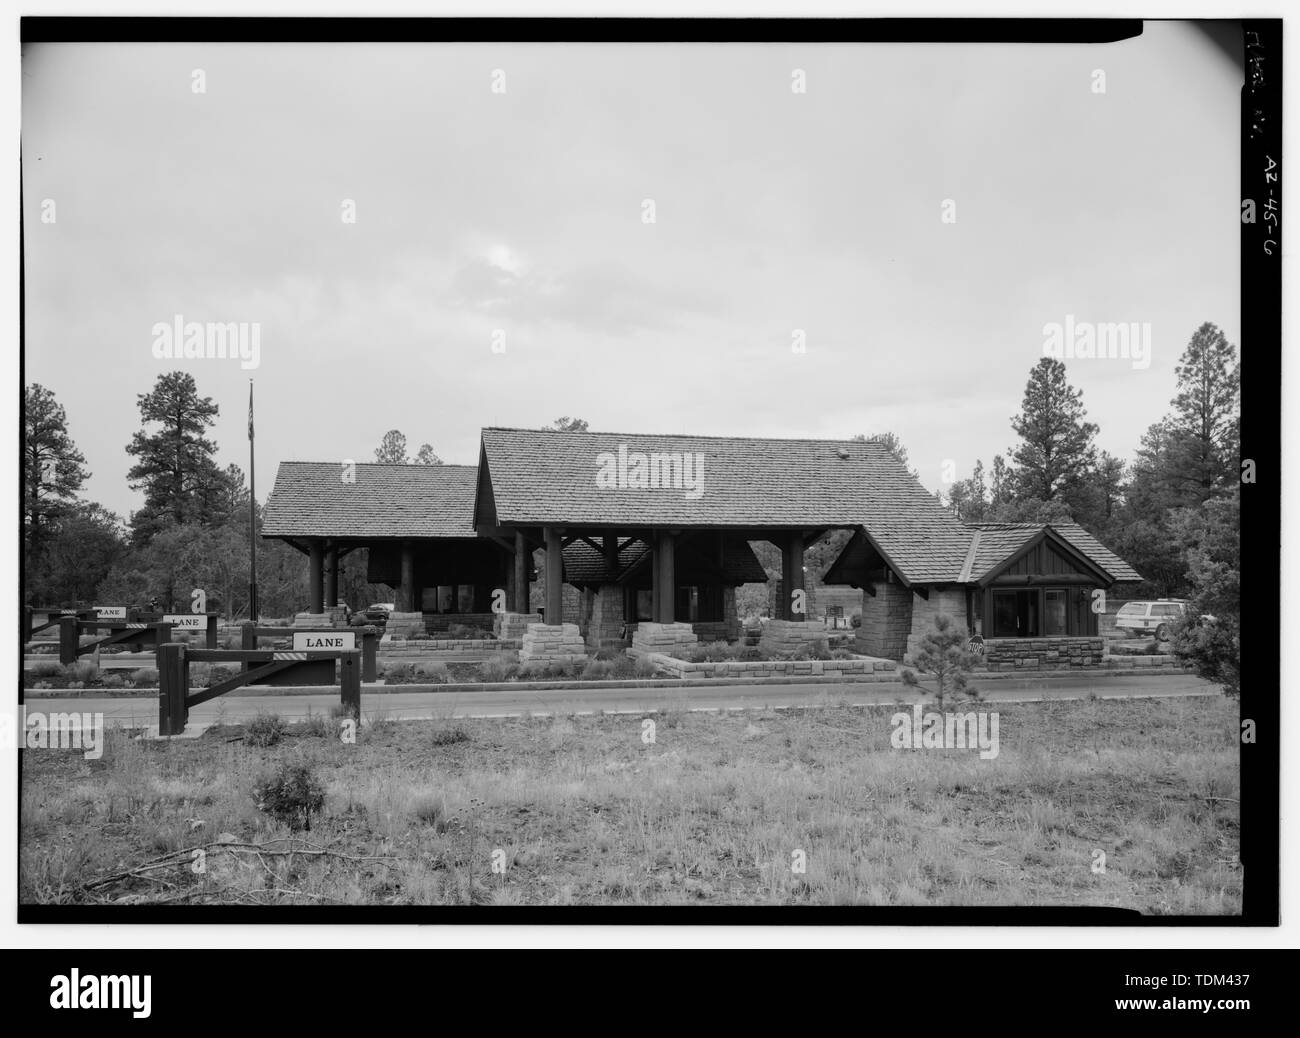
240;621;256;674
59;616;78;665
783;531;806;621
603;534;618;572
324;545;338;609
339;649;361;718
400;542;415;613
651;540;660;620
360;627;377;682
657;532;676;623
514;531;529;613
158;642;189;736
308;541;325;614
205;613;218;649
544;527;563;624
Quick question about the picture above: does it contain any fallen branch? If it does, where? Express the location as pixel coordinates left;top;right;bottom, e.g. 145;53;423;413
83;838;400;892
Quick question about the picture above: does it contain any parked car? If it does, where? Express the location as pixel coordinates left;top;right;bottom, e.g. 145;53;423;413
349;603;394;627
1114;599;1188;641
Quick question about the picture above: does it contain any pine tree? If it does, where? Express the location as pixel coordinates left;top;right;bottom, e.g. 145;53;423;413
1007;358;1098;502
899;614;980;710
24;384;90;566
1160;322;1240;507
124;372;229;544
374;430;409;463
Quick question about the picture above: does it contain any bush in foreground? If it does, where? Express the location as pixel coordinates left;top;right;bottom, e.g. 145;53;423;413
253;760;325;831
246;713;287;748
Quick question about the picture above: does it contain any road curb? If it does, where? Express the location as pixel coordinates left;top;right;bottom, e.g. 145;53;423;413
22;665;1199;699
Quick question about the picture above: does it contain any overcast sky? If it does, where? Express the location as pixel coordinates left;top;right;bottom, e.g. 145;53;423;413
22;23;1241;521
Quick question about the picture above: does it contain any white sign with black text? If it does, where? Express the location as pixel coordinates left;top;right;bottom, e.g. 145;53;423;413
292;631;356;651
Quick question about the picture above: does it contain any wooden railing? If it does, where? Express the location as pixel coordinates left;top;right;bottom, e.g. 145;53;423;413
158;643;361;736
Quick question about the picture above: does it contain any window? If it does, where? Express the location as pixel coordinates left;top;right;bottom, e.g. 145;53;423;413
1044;589;1067;636
991;590;1039;637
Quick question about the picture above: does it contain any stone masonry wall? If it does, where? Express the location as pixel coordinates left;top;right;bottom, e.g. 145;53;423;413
982;636;1104;671
519;622;588;664
905;588;968;662
423;612;495;635
856;583;911;660
586;584;626;650
496;612;542;640
693;586;741;643
759;619;830;657
649;654;897;679
631;621;699;658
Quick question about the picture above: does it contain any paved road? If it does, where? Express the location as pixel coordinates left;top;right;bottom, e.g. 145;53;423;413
25;673;1217;735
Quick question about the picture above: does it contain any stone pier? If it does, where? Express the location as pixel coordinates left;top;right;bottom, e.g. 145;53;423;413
384;611;426;640
497;611;542;640
519;622;587;664
631;621;699;658
759;619;829;657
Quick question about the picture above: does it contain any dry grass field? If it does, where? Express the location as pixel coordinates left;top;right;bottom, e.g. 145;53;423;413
20;695;1241;911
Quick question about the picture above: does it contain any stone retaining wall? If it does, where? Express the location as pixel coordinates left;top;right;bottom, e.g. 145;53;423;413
981;636;1105;670
381;639;520;653
423;612;495;634
646;653;897;679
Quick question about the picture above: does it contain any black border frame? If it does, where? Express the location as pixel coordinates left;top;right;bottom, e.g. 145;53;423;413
16;15;1280;927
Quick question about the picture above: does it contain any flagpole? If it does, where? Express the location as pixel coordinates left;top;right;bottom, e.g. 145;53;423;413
248;379;259;621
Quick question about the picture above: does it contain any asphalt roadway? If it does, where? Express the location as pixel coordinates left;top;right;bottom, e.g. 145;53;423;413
25;672;1217;736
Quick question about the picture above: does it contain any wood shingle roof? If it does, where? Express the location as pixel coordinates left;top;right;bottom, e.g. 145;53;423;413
477;427;974;584
261;462;479;540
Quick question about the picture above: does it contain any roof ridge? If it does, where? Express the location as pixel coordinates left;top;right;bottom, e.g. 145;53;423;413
279;460;478;468
482;427;893;447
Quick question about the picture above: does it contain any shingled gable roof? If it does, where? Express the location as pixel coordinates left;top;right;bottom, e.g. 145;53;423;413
261;462;479;540
965;522;1142;583
476;427;974;584
824;519;1142;587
